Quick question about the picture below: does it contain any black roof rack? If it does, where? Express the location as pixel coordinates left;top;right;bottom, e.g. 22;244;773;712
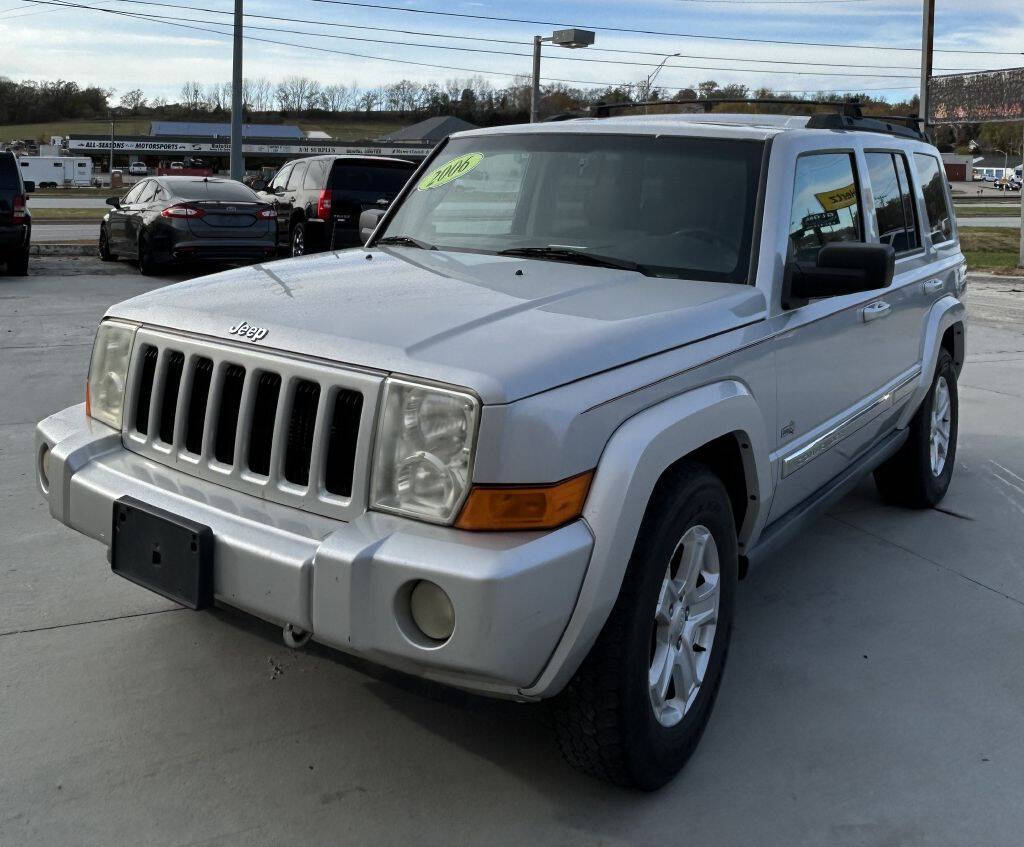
590;98;928;141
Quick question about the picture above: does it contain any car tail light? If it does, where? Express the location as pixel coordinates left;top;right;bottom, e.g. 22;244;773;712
12;194;26;221
161;204;204;219
258;208;276;219
316;189;331;220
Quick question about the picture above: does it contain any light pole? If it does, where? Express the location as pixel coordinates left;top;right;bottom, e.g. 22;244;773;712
530;28;596;123
109;119;114;184
229;0;244;180
641;52;681;101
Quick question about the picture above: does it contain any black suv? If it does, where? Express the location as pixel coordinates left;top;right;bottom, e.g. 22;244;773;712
258;155;417;256
0;151;33;275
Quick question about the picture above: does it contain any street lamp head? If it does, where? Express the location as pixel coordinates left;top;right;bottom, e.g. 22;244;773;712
551;28;596;48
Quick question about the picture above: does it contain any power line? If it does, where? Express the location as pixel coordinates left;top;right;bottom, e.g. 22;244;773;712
17;0;922;96
20;0;990;74
304;0;1024;56
78;7;928;78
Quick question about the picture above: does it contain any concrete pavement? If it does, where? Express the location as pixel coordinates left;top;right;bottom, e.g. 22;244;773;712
2;259;1024;846
957;217;1021;229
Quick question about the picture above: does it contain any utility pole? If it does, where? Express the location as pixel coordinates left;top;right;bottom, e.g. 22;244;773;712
1019;123;1023;268
530;36;542;123
109;119;114;183
919;0;935;128
229;0;244;180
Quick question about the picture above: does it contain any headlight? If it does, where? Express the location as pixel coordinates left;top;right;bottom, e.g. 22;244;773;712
370;378;479;524
86;320;137;429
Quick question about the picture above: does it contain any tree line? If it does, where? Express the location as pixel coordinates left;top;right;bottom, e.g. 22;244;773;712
1;74;1020;156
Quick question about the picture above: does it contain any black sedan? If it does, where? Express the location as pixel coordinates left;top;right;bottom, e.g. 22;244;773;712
99;176;278;274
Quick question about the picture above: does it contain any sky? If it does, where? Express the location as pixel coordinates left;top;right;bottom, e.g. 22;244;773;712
0;0;1022;104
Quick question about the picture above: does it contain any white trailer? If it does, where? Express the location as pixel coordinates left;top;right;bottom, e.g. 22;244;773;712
15;155;93;188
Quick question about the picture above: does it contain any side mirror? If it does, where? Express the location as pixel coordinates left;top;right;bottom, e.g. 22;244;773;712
106;196;121;208
23;180;34;193
359;208;386;245
250;179;267;192
784;242;894;309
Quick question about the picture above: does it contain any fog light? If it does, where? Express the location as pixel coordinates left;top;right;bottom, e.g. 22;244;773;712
409;580;455;642
38;444;50;495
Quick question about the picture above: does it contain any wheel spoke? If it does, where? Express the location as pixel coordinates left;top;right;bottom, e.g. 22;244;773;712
649;644;674;704
686;580;720;630
673;642;698;702
677;527;709;596
655;578;680;625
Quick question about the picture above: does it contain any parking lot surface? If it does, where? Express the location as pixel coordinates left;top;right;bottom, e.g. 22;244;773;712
2;257;1024;846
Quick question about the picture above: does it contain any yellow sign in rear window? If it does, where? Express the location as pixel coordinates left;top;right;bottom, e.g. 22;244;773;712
815;183;858;211
417;152;484;190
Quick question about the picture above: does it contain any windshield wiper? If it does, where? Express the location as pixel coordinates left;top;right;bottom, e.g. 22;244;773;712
496;246;654;276
375;235;436;250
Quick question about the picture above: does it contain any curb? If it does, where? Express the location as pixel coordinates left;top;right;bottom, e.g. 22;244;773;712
30;243;95;256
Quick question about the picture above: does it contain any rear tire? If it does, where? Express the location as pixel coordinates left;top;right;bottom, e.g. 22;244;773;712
290;221;307;257
98;225;117;262
137;231;160;276
6;243;29;276
874;349;958;507
553;461;737;790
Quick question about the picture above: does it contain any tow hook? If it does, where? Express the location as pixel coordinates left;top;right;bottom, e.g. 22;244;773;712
282;623;312;649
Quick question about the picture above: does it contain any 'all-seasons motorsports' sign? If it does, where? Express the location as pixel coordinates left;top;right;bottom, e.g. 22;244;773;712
928;67;1024;124
67;136;434;158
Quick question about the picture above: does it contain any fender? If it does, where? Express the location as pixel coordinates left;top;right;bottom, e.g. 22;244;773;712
897;295;966;429
521;379;772;698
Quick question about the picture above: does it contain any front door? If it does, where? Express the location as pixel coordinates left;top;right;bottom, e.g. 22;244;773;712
769;150;922;521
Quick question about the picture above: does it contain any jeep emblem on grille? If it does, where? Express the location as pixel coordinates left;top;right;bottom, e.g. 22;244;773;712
228;321;268;342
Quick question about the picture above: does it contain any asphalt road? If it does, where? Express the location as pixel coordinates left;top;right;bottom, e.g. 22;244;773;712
2;258;1024;846
32;223;98;242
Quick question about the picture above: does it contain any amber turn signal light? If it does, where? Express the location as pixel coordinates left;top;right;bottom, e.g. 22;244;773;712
455;471;594;531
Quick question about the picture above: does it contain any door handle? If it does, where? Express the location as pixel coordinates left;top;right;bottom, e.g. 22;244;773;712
922;279;944;295
862;301;891;322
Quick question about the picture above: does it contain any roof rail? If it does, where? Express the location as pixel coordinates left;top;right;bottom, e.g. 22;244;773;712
590;97;928;141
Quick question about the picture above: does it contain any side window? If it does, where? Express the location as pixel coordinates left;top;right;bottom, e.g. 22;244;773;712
269;164;292;191
865;152;921;254
122;181;146;204
286;161;307;191
913;153;954;244
788;152;862;262
303;159;326;189
137;181;158;204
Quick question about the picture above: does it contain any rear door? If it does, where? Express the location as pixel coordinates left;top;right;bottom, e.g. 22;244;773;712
911;152;963;322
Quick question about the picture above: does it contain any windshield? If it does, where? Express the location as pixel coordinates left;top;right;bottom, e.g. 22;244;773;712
381;133;764;283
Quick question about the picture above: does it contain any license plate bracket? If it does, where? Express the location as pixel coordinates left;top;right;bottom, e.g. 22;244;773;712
111;496;214;610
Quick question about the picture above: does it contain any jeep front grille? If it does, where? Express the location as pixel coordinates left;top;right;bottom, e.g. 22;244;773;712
123;328;383;521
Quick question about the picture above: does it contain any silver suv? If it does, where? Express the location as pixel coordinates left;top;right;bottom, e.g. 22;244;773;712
36;110;966;789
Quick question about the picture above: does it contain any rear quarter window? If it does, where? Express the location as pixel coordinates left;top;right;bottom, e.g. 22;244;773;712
913;153;955;245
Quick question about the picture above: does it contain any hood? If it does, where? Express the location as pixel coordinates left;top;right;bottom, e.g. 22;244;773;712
108;248;767;404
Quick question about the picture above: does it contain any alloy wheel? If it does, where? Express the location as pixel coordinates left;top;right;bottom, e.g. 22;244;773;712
930;376;951;477
648;524;721;728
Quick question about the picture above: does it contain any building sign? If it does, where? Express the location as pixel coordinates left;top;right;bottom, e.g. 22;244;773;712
802;210;840;230
815;183;858;212
928;67;1024;124
67;136;434;158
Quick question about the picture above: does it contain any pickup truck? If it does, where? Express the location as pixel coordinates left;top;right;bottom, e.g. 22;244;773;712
36;109;966;789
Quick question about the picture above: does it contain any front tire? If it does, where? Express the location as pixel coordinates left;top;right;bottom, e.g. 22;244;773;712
874;349;958;507
553;462;738;790
98;225;117;262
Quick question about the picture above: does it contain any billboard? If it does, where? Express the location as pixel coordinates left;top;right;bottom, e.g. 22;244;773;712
928;67;1024;124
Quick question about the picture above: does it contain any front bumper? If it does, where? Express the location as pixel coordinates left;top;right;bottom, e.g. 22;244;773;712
36;405;593;698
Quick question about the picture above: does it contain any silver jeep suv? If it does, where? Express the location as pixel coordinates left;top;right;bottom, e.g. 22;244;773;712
36;110;966;789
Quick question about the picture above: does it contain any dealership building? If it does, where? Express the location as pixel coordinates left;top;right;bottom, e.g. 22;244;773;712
64;118;461;173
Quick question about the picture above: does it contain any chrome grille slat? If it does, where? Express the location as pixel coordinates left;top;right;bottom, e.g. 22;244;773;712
122;328;382;521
